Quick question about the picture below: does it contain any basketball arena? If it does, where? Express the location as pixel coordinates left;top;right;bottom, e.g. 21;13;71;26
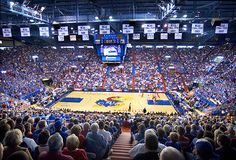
0;0;236;160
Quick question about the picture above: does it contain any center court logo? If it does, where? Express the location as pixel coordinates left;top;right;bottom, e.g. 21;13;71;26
95;96;127;107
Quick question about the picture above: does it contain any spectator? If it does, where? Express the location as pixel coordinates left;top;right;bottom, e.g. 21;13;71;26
85;123;107;160
39;133;73;160
34;130;50;160
160;146;185;160
70;125;85;149
98;121;112;144
2;129;33;160
193;139;219;160
62;134;88;160
216;134;236;160
129;129;165;159
165;132;182;151
33;120;47;143
81;122;90;137
51;120;68;145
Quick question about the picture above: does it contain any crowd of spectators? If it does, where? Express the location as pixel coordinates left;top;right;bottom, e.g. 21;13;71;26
0;106;236;160
0;44;235;114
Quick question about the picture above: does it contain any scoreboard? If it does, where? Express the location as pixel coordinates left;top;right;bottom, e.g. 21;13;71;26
94;34;128;63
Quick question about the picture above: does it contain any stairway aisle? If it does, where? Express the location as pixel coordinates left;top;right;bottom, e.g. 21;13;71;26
110;131;133;160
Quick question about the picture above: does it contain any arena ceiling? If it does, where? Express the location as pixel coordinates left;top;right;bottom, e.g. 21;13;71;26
1;0;236;24
0;0;236;45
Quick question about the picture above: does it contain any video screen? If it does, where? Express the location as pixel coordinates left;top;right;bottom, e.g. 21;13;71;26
101;45;121;56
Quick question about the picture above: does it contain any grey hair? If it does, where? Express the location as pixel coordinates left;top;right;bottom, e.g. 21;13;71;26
3;129;23;147
47;133;63;151
160;146;185;160
91;123;99;133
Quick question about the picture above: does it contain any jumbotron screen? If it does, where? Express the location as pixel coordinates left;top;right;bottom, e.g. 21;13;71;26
101;45;121;56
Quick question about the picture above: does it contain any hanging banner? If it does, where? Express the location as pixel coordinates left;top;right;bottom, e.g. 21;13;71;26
175;33;182;39
2;28;12;37
147;33;154;40
191;23;204;34
168;23;179;33
58;35;64;41
99;25;110;34
20;27;30;37
144;24;156;34
122;24;134;34
215;23;228;34
58;26;68;36
78;26;89;35
70;35;77;41
160;33;168;39
133;33;140;40
39;27;49;37
82;34;89;41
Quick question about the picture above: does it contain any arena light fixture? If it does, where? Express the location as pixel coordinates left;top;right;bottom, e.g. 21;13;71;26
164;23;168;28
29;19;34;22
183;14;187;18
10;1;14;8
109;16;112;20
95;16;99;20
40;6;45;12
173;15;177;18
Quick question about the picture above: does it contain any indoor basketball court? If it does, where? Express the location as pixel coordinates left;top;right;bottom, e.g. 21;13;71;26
52;91;177;114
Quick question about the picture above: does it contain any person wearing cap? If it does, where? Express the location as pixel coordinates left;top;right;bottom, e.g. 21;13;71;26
51;120;68;145
193;138;219;160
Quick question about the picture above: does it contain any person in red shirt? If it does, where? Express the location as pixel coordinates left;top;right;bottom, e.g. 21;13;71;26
177;126;190;152
62;134;88;160
70;125;86;149
39;133;73;160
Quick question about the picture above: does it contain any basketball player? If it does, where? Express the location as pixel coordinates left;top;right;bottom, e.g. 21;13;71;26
128;103;131;112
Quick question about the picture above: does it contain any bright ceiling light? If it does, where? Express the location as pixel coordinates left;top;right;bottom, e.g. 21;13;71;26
164;23;168;28
173;15;177;18
10;2;14;7
95;16;99;20
109;16;112;19
41;7;45;12
183;14;187;18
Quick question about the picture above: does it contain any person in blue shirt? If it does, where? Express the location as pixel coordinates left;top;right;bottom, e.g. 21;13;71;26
51;120;68;146
85;123;108;160
165;132;182;151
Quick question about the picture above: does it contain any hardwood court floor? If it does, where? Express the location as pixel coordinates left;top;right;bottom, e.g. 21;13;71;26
52;91;177;114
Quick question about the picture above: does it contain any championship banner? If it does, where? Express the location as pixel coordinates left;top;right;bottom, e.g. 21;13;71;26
144;24;156;34
70;35;77;41
215;23;228;34
99;25;110;34
78;26;89;35
160;33;168;40
82;34;89;41
122;24;134;34
58;35;64;41
2;28;12;37
168;23;179;33
39;27;49;37
191;23;204;34
20;27;30;37
174;33;182;39
147;33;154;40
133;33;140;40
58;26;69;36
